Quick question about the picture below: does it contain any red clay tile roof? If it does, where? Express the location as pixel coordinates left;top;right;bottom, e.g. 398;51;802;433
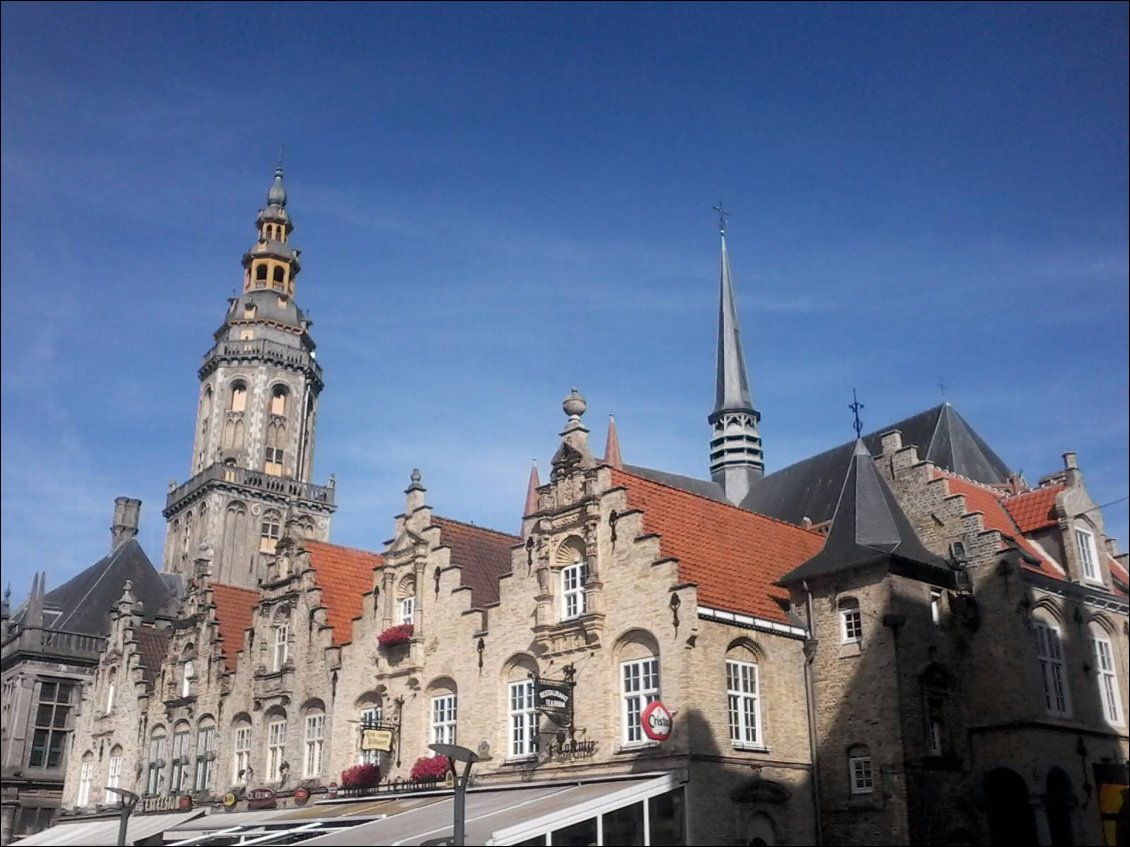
135;625;171;688
934;471;1061;578
1109;556;1128;597
611;468;825;624
211;583;259;671
1003;485;1064;533
433;517;521;608
304;541;383;646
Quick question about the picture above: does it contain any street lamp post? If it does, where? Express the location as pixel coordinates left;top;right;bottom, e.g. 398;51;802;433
103;787;139;847
428;743;479;847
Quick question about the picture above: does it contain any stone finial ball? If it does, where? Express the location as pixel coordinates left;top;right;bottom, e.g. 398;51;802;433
563;387;587;419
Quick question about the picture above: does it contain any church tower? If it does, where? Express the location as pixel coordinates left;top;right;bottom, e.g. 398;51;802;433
162;166;336;588
708;206;764;504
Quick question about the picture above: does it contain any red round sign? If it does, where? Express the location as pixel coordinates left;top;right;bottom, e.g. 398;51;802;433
641;699;673;741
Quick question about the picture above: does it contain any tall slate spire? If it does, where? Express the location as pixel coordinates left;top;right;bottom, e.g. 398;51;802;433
708;205;764;504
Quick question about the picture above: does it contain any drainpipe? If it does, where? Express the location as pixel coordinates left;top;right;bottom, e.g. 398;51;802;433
803;582;824;845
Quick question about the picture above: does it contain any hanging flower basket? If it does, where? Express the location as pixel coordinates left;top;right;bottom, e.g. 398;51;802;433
340;762;381;789
410;754;450;783
378;623;414;648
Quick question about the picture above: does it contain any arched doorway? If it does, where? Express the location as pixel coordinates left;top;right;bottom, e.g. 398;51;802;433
984;768;1037;846
1046;767;1075;846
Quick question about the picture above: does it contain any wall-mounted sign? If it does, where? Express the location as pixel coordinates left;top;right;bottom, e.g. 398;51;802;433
293;787;311;807
222;792;238;810
361;728;394;752
327;781;338;799
641;699;673;742
246;787;277;811
138;794;193;814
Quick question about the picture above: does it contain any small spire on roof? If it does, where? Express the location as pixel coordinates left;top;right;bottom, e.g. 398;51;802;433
604;414;623;469
524;460;540;516
713;201;729;238
850;389;865;438
267;162;287;208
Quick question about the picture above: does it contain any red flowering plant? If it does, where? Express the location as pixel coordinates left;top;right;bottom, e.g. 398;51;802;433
377;623;414;648
410;754;451;783
340;763;381;790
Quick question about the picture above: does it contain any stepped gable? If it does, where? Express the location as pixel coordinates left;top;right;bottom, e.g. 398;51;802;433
433;516;521;608
304;540;383;646
211;583;259;671
610;467;824;623
1003;484;1064;533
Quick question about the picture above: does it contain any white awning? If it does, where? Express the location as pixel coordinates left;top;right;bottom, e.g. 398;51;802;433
13;809;206;846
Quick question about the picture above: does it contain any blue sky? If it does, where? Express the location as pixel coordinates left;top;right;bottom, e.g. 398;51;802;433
2;2;1127;606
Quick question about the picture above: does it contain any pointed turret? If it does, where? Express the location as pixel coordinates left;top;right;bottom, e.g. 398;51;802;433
604;415;623;469
708;206;763;504
524;461;541;517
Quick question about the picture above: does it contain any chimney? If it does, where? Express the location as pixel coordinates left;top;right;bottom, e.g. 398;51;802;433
111;497;142;551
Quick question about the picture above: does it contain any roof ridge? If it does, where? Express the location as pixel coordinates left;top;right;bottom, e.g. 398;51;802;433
55;540;131;631
433;514;522;542
934;467;1005;497
1002;482;1065;502
302;539;383;558
615;467;823;537
210;582;260;596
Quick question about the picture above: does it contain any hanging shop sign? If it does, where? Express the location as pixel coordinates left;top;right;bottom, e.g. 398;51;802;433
246;787;278;811
361;727;395;752
641;699;673;742
534;676;574;728
138;794;193;814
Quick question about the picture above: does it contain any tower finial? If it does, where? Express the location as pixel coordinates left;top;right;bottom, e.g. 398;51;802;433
713;201;729;238
850;389;865;438
938;377;947;403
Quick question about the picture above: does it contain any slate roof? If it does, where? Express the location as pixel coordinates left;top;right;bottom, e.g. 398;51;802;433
778;440;952;586
611;467;825;624
741;403;1013;525
136;626;172;689
42;539;178;637
304;541;384;646
211;583;260;671
433;517;521;609
1003;485;1064;533
623;464;728;503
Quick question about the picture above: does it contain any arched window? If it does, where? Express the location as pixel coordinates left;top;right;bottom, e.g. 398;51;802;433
255;264;268;284
145;726;167;795
617;631;660;746
726;642;762;749
398;576;416;626
428;679;458;748
272;266;286;288
229;382;247;414
76;751;94;806
170;721;192;793
270;385;287;417
264;420;285;477
221;502;247;583
194;717;216;792
271;608;289;671
106;745;124;791
260;511;282;555
1089;620;1125;726
303;703;326;778
848;744;874;794
504;656;539;760
231;716;252;785
180;645;196;698
1034;611;1070;716
839;597;862;644
265;711;288;782
105;667;117;714
557;538;588;620
1074;521;1101;583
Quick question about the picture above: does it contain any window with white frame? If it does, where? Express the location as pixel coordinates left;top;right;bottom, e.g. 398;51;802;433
561;560;588;620
726;659;761;747
1035;620;1071;716
194;720;216;792
431;693;457;747
359;704;383;765
181;660;195;698
145;728;166;795
105;668;117;714
508;680;538;759
76;754;94;806
107;748;123;790
399;595;415;626
232;723;252;784
621;657;660;745
303;711;325;777
169;723;191;793
1075;526;1100;582
840;598;863;644
849;746;874;794
1092;633;1125;725
266;717;287;781
930;590;942;626
272;623;289;672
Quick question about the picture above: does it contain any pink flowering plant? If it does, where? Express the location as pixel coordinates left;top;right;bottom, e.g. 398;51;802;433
377;623;414;648
340;762;381;789
410;754;450;782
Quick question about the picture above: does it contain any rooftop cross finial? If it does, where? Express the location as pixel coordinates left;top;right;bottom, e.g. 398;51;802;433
713;202;730;237
850;389;865;438
938;377;947;403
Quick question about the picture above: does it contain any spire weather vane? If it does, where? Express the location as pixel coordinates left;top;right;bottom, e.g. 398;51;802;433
713;202;729;237
850;389;865;438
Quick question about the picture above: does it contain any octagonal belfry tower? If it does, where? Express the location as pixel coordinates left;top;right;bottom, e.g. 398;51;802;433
162;166;336;588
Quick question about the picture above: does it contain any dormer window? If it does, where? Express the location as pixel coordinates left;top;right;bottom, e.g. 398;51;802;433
1074;525;1100;583
244;303;256;319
